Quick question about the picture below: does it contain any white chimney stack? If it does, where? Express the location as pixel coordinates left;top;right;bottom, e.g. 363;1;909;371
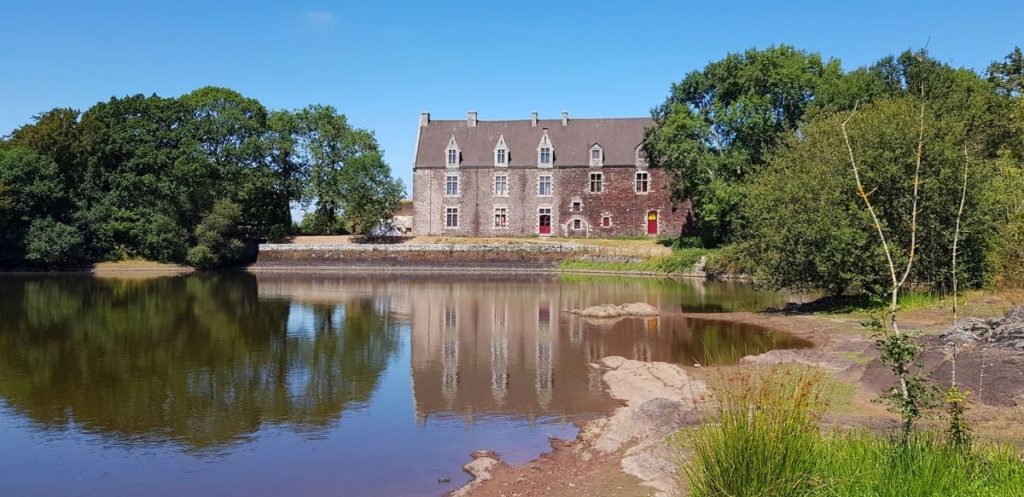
561;111;568;127
420;112;430;127
530;111;538;127
467;111;477;127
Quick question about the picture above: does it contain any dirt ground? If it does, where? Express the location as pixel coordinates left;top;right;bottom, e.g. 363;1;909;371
461;291;1024;497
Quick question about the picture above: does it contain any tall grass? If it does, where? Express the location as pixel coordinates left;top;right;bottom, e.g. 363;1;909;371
677;366;1024;497
559;248;708;274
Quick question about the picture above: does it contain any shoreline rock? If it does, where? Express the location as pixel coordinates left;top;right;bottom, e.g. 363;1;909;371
941;306;1024;350
569;303;660;319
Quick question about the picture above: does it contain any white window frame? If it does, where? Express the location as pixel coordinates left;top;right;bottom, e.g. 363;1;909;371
444;206;460;229
445;173;460;197
493;173;508;197
572;219;582;230
494;134;509;167
589;144;603;167
635;144;648;169
589;172;603;194
538;174;553;197
570;200;582;212
601;214;613;228
493;206;508;229
635;171;650;194
537;132;554;168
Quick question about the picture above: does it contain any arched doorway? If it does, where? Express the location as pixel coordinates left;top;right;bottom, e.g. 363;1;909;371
646;211;658;235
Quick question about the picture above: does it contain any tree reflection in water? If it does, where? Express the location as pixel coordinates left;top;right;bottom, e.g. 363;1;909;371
0;274;399;450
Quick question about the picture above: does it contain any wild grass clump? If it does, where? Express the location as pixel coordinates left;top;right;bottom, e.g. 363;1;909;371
683;366;831;497
559;248;707;274
679;366;1024;497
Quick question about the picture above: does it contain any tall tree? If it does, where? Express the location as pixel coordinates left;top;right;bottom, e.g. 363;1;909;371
644;45;843;245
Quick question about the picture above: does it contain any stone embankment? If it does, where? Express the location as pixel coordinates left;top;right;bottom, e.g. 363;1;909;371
252;242;596;271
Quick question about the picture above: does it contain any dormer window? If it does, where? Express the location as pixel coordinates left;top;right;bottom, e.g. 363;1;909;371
539;147;551;165
537;129;554;167
445;135;460;167
494;135;508;167
589;144;603;167
635;144;648;168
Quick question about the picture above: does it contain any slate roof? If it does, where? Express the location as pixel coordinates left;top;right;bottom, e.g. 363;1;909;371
414;116;653;168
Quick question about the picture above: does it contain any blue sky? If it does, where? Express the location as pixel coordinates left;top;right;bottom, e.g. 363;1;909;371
2;1;1022;193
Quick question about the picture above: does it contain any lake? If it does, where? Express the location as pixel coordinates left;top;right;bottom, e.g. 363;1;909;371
0;273;809;497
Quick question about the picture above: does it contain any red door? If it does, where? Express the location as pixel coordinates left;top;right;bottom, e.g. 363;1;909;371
647;211;658;235
539;213;552;235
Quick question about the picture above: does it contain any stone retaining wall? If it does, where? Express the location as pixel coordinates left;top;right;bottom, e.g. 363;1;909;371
252;243;599;269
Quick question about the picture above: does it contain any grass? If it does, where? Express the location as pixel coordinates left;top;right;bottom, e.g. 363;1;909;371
559;248;709;274
676;366;1024;497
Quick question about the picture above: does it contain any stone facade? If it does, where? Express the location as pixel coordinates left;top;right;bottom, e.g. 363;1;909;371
412;112;689;238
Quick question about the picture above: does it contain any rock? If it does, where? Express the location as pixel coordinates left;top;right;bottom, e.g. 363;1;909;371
570;303;659;319
448;450;504;497
577;357;708;497
941;307;1024;350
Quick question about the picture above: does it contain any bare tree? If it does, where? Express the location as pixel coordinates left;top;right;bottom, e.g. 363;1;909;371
841;98;935;438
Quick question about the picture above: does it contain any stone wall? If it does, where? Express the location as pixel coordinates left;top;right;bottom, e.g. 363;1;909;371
413;165;689;237
254;242;598;269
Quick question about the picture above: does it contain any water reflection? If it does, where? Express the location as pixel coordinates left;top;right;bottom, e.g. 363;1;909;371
0;273;808;497
0;274;400;450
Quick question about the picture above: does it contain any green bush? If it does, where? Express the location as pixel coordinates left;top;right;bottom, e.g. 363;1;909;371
24;217;85;268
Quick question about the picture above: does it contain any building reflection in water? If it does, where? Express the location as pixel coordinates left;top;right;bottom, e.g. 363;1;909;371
256;274;811;426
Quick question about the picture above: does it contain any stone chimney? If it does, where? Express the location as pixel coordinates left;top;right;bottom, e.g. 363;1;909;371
530;111;538;127
561;111;568;127
467;111;477;127
420;112;430;127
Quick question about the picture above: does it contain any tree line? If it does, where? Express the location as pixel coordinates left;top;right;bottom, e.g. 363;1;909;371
645;46;1024;296
0;86;404;269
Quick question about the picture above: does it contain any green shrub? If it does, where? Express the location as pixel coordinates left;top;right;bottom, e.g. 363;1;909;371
24;217;85;268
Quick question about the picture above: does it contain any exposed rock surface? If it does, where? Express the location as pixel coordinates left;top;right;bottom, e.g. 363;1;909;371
576;357;709;497
449;450;504;497
940;306;1024;350
569;303;660;319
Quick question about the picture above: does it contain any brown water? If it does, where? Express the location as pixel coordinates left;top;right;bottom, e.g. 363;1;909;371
0;273;809;497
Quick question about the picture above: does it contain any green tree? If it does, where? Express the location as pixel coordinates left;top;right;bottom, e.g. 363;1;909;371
987;46;1024;96
7;108;83;196
186;199;247;268
742;98;999;296
24;217;85;267
282;105;402;235
645;45;843;246
338;152;404;236
0;147;66;265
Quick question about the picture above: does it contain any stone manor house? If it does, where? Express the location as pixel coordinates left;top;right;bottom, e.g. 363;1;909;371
412;111;687;237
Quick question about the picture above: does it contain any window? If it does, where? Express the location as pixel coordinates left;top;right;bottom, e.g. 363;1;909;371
445;174;460;196
571;201;582;212
445;207;459;228
494;174;508;196
589;172;603;193
539;147;552;165
572;219;582;230
494;135;509;167
601;215;612;227
538;175;552;196
635;172;649;193
494;207;508;228
447;148;458;165
635;145;647;167
591;149;601;160
590;145;603;167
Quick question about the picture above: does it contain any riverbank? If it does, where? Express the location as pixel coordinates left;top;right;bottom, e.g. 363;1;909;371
458;292;1024;497
251;236;718;278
